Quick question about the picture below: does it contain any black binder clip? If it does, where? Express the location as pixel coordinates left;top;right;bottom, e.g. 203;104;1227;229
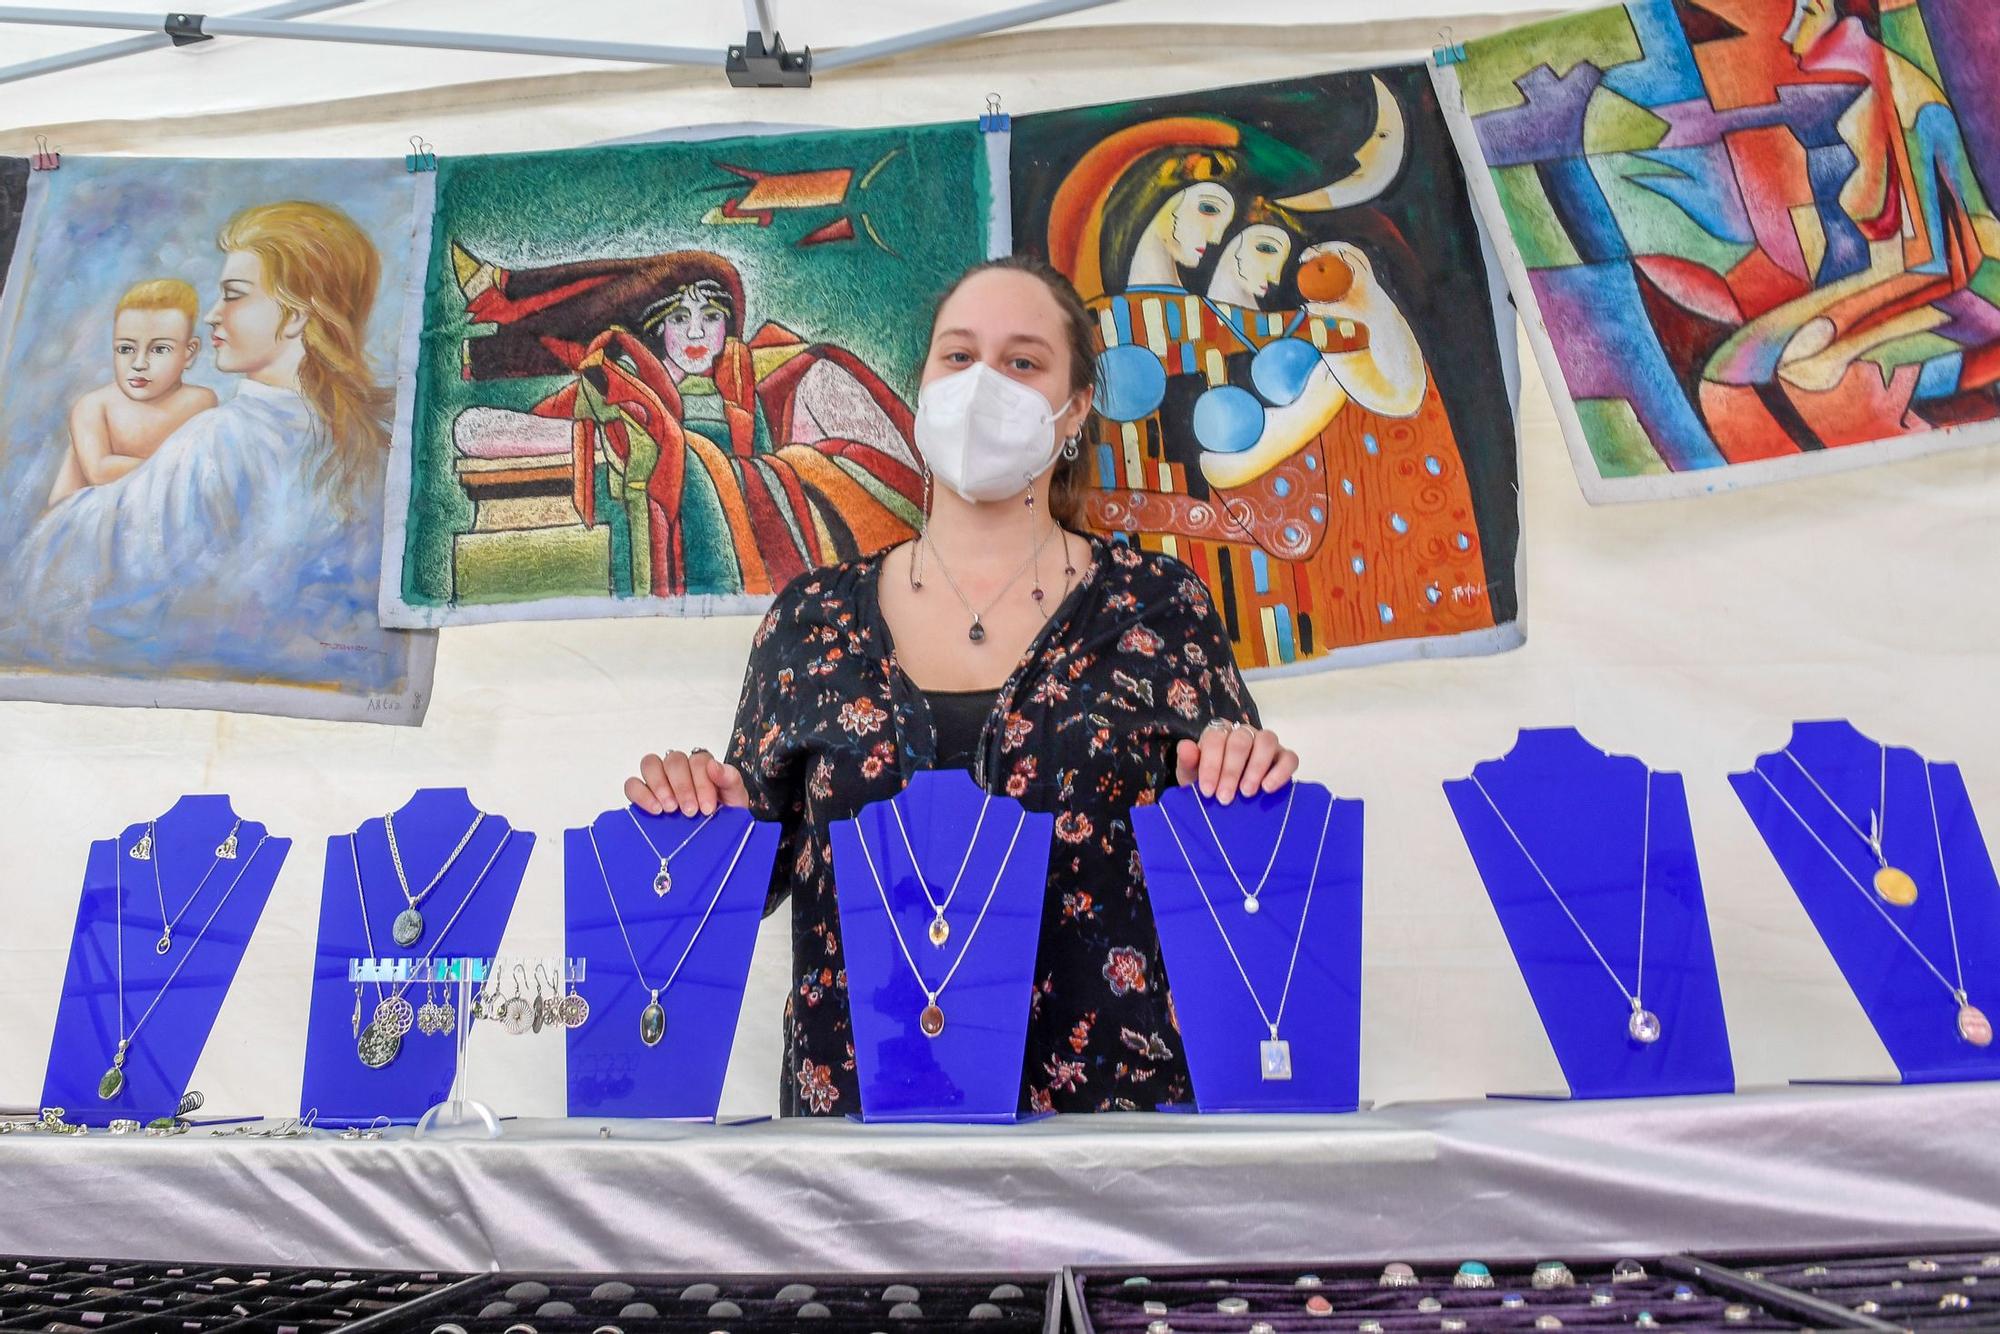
31;135;59;171
1433;26;1468;67
979;93;1010;134
405;136;437;173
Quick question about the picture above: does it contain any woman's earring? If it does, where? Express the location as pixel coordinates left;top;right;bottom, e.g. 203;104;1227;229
1061;432;1081;462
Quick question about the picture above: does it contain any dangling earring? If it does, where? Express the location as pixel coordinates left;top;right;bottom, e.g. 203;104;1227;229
1026;487;1047;610
1062;431;1081;462
910;471;932;591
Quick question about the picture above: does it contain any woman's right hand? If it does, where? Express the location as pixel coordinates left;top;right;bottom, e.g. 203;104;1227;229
626;749;750;817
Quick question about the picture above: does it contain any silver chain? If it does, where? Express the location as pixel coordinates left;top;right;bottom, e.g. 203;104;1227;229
855;800;1027;1008
891;792;990;921
146;816;245;947
1782;744;1888;866
349;825;515;1005
919;522;1062;632
383;809;487;913
624;805;713;872
1468;769;1653;1011
586;817;756;995
1190;785;1296;908
1156;786;1335;1041
1754;759;1968;1004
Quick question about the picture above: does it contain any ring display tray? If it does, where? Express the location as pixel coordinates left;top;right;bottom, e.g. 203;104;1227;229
1681;1240;2000;1331
0;1255;470;1332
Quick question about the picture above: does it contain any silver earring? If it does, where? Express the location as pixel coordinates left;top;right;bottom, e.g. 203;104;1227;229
1061;432;1081;461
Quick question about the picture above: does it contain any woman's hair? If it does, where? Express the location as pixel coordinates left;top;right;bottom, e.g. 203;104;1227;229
930;253;1100;529
216;201;391;499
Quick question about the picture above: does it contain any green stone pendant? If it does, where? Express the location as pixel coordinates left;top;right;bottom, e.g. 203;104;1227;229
98;1066;125;1100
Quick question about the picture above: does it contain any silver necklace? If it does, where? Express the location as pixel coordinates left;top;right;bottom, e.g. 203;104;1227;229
1755;760;1990;1047
382;809;487;946
855;800;1027;1037
1469;769;1662;1045
137;815;246;955
1781;744;1917;906
1157;786;1335;1081
624;805;713;897
586;817;757;1048
101;828;271;1100
915;523;1062;643
349;826;515;1069
890;792;990;946
1189;786;1296;914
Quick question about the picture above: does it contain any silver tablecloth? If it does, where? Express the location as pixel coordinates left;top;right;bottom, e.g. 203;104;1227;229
3;1082;1995;1272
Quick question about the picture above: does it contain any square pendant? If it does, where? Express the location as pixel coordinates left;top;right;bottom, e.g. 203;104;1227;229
1260;1038;1293;1081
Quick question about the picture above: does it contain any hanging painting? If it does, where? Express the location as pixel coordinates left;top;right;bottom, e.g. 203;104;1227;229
1433;0;2000;501
1011;64;1523;676
383;121;997;626
0;158;436;724
0;157;26;302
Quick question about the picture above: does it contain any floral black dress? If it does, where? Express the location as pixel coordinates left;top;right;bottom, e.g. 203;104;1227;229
724;533;1259;1116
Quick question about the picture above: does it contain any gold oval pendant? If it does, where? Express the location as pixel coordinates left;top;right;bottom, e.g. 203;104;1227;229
919;1003;946;1038
1960;1003;1993;1048
1874;865;1918;906
927;916;949;947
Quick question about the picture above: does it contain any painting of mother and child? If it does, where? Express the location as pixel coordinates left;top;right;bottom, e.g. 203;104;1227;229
0;159;434;723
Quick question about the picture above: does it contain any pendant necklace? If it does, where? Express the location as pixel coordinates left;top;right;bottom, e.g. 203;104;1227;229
624;805;714;897
349;826;515;1069
855;798;1027;1037
1158;786;1334;1081
586;816;758;1048
915;521;1068;643
382;808;488;946
100;827;271;1100
1780;744;1917;906
1469;768;1663;1045
1755;759;1991;1047
1187;785;1296;914
890;792;991;947
135;814;246;955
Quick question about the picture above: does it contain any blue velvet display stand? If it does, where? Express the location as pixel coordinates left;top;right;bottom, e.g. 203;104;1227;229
563;805;781;1119
1444;728;1734;1100
830;770;1054;1123
1129;782;1363;1114
42;795;290;1126
1731;720;2000;1084
299;788;535;1127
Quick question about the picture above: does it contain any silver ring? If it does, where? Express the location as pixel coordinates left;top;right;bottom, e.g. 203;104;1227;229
688;746;711;756
1204;718;1232;732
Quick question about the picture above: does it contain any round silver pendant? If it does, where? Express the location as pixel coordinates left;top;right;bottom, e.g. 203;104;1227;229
155;933;172;955
374;995;415;1038
640;999;666;1047
1243;896;1260;914
391;908;424;948
563;993;589;1029
1629;1007;1662;1044
502;996;531;1035
357;1021;401;1068
98;1065;125;1100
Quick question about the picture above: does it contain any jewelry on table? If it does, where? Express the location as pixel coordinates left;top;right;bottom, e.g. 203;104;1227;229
1186;783;1297;915
100;829;272;1100
855;797;1028;1038
129;814;245;955
1755;759;1991;1046
381;807;488;947
1778;744;1917;906
348;826;515;1068
1469;767;1663;1045
1156;785;1334;1081
624;804;714;898
891;790;992;947
588;816;758;1047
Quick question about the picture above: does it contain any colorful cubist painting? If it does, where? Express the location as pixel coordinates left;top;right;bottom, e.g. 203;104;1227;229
1434;0;2000;500
1011;65;1524;676
0;158;437;725
383;122;997;626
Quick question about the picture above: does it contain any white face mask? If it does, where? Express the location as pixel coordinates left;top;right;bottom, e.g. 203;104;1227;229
913;363;1073;504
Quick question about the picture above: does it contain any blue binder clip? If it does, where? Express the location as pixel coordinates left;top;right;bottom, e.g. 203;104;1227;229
978;93;1010;133
405;135;438;173
1433;27;1468;67
31;135;59;171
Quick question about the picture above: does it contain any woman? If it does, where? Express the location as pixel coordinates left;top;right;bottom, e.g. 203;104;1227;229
449;244;926;600
0;200;403;690
627;254;1300;1115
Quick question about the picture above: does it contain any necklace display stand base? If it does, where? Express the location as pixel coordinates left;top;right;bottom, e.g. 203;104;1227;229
831;770;1054;1123
1131;782;1365;1114
1732;721;2000;1086
1445;728;1734;1102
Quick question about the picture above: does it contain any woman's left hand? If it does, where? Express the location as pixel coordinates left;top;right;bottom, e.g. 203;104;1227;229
1176;720;1299;803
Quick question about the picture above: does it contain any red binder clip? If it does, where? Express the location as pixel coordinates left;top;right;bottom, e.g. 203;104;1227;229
31;135;60;171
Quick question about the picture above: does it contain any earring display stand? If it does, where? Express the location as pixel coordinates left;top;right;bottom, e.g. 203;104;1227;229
1444;728;1734;1101
349;955;586;1139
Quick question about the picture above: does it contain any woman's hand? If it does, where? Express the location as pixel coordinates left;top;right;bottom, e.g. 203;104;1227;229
626;749;751;817
1175;720;1299;804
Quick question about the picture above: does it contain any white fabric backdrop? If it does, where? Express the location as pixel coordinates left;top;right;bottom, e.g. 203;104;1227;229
1;2;1996;1122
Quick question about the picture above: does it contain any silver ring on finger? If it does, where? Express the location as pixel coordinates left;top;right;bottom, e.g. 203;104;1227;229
1204;718;1233;733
